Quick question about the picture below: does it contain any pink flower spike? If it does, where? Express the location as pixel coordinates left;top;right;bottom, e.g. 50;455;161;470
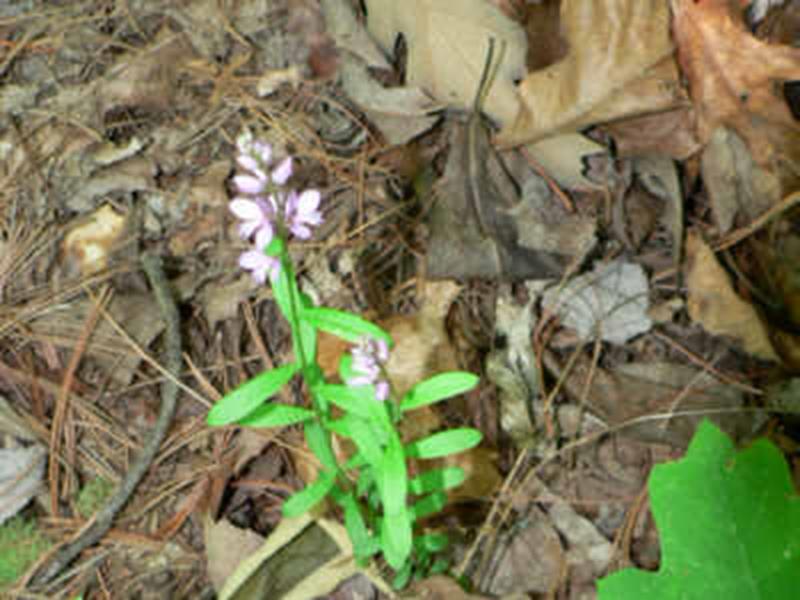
236;154;266;178
252;141;272;164
239;250;280;284
234;173;267;195
375;339;389;363
254;224;273;250
286;189;323;239
271;157;293;186
229;197;274;241
375;381;390;402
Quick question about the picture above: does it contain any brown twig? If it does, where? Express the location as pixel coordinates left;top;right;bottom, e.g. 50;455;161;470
48;286;111;515
32;253;182;587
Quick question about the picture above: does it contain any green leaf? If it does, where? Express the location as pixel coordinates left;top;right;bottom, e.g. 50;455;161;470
380;509;412;570
302;307;392;345
379;433;408;517
304;420;338;471
409;492;447;521
338;354;356;383
335;488;379;562
298;292;318;366
400;372;479;412
206;363;298;426
355;462;375;496
409;467;465;495
281;469;336;517
317;384;389;425
405;428;483;460
392;558;413;590
414;532;449;553
238;403;314;428
598;419;800;600
328;415;384;467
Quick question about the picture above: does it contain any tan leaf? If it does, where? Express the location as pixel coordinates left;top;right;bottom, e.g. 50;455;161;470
670;0;800;165
686;233;778;361
61;204;127;276
497;0;682;147
365;0;527;124
204;515;265;593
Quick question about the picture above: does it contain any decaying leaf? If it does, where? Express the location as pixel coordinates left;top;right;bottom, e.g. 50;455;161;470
671;0;800;166
498;0;682;147
365;0;527;124
543;259;652;345
0;445;46;525
542;352;755;447
701;127;781;234
97;28;195;114
339;56;441;145
602;107;702;161
31;292;164;385
204;516;266;593
685;233;779;361
215;513;390;600
485;505;564;596
427;121;568;280
408;575;492;599
61;204;128;276
486;284;541;449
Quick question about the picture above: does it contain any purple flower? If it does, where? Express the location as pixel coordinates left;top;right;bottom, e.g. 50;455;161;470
347;337;391;402
271;157;293;186
229;196;277;248
239;249;280;284
285;189;323;240
234;145;294;195
229;132;327;287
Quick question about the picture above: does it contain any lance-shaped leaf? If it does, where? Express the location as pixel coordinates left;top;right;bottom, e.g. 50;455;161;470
405;428;483;460
400;371;479;412
302;307;392;345
238;403;314;428
207;363;298;425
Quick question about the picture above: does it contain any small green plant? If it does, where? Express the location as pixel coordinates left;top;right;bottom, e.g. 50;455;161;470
0;516;52;591
206;131;482;587
598;419;800;599
75;476;114;518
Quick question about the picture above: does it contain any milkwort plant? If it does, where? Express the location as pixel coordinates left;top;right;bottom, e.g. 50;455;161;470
206;130;483;586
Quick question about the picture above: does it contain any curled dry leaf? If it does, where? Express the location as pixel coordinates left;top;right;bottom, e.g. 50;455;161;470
61;204;127;276
671;0;800;166
498;0;682;147
686;233;778;361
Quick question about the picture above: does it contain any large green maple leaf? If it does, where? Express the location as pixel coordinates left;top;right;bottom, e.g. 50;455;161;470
598;419;800;599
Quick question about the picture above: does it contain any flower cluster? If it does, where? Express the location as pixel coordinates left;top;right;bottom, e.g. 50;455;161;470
347;337;391;402
230;132;323;283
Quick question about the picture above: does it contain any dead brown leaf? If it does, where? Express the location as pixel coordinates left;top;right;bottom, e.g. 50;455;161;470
686;233;778;361
602;107;701;160
204;515;265;593
407;575;492;599
670;0;800;166
497;0;682;147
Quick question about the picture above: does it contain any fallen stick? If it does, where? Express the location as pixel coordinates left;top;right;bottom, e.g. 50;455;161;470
31;253;181;586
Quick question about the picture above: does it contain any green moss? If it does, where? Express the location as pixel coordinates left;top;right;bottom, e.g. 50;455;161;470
75;477;114;518
0;516;52;590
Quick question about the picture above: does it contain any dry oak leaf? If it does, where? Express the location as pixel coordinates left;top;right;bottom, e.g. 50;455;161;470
685;233;779;361
671;0;800;166
497;0;682;147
